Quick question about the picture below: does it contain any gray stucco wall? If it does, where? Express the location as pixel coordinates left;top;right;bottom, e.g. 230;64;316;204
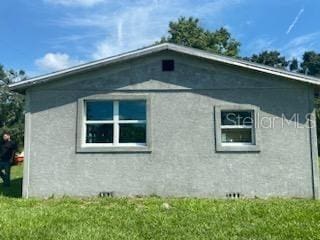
23;50;319;198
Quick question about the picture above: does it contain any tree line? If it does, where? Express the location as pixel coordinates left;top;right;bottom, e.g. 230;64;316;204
0;67;25;149
1;16;320;151
160;17;320;76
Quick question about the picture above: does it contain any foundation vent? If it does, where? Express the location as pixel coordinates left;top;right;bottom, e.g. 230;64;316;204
99;191;114;197
226;192;241;199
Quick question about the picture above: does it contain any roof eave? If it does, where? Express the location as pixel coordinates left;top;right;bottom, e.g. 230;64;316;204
9;43;320;92
9;43;170;92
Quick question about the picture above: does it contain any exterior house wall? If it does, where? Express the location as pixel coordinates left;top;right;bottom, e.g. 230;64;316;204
23;51;319;198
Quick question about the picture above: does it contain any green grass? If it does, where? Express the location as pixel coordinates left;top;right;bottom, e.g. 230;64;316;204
0;165;320;239
0;197;319;239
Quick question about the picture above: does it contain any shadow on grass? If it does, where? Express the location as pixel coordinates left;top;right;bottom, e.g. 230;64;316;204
0;164;24;198
0;178;23;198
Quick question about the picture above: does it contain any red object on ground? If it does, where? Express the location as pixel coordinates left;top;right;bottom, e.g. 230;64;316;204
14;152;24;164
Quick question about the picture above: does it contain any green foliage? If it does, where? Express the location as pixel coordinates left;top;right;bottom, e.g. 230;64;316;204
245;51;288;69
0;65;25;150
0;195;319;239
300;51;320;76
160;17;240;57
289;58;299;72
246;50;320;77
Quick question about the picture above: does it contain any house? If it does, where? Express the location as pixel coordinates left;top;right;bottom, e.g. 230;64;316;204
10;43;320;199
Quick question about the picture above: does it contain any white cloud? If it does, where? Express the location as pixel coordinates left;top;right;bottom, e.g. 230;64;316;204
246;37;275;54
35;53;84;72
282;32;320;59
244;32;320;60
52;0;245;59
286;8;304;34
44;0;105;7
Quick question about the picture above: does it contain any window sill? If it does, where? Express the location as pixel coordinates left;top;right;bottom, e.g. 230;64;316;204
76;145;152;153
216;144;260;152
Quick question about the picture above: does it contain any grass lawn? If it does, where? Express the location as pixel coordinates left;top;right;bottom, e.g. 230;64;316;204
0;165;320;239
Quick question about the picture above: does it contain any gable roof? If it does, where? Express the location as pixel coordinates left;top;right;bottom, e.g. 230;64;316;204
9;43;320;92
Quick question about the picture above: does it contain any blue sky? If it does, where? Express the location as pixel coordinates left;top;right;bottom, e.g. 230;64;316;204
0;0;319;77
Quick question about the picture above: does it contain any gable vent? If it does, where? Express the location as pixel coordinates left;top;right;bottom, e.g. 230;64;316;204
162;59;175;71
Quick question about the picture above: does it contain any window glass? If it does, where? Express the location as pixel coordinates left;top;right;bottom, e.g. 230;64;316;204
84;99;147;146
86;124;113;143
119;101;146;120
221;128;252;143
221;111;253;126
86;101;113;121
119;123;146;143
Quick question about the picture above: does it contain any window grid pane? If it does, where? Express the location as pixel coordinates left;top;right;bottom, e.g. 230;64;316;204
86;124;113;143
86;101;113;121
119;101;146;120
119;123;146;143
221;128;252;143
221;111;253;126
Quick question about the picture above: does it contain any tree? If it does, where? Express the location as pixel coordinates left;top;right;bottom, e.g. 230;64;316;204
245;51;288;69
300;51;320;76
289;58;299;72
0;65;25;150
160;17;240;57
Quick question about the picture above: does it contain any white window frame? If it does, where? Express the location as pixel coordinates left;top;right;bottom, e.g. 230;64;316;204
215;105;260;152
84;100;147;147
77;95;152;153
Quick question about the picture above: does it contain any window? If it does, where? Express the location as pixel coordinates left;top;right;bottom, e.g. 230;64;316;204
85;100;146;145
77;96;151;152
215;105;260;152
221;111;254;144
